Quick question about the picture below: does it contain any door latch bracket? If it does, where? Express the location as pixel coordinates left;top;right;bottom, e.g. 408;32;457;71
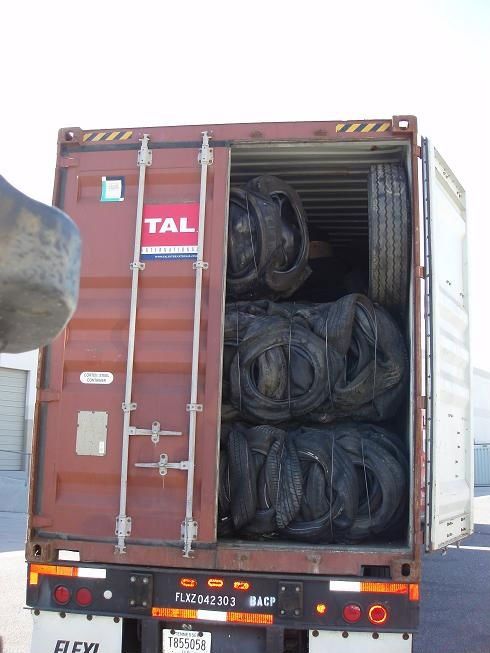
128;421;182;444
135;453;190;476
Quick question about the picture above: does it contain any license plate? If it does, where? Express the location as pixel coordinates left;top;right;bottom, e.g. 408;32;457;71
163;629;212;653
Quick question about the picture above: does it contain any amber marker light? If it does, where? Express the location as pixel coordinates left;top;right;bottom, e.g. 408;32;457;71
315;603;328;615
180;578;198;589
233;581;251;591
207;578;224;589
409;584;420;601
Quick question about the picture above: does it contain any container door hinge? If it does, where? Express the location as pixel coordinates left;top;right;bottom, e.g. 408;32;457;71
128;421;182;444
198;132;213;165
137;135;152;166
122;402;137;413
192;261;209;270
186;403;203;412
181;519;198;554
135;453;190;476
115;516;132;539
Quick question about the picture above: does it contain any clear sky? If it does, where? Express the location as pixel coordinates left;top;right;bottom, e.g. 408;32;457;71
2;0;489;366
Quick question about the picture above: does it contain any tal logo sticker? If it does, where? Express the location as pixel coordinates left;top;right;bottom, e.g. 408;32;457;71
141;203;199;260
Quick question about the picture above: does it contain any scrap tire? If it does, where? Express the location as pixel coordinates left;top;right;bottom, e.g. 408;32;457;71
368;163;411;322
227;430;257;530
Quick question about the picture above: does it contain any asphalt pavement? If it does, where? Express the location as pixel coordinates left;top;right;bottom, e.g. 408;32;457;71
0;489;489;653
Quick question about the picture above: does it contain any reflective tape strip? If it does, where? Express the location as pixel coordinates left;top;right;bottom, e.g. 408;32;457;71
152;607;197;619
227;611;274;625
105;131;121;141
92;132;107;142
330;580;361;592
197;610;227;622
78;568;107;579
152;607;274;625
361;582;408;594
29;563;106;579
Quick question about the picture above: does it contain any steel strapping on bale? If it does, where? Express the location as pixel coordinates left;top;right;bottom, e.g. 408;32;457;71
335;122;391;133
83;130;133;142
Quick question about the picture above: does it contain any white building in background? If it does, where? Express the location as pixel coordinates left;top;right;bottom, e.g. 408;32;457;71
473;368;490;445
0;350;38;472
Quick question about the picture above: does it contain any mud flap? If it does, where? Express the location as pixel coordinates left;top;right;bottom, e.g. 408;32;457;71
309;630;412;652
31;611;122;653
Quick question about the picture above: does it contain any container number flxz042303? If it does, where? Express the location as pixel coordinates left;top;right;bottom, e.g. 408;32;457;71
163;630;211;653
175;592;236;607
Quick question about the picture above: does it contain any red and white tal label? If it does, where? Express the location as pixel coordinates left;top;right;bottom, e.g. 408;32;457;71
141;203;199;260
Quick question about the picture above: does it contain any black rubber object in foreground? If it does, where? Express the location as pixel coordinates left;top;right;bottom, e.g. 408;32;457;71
368;163;411;322
0;175;81;352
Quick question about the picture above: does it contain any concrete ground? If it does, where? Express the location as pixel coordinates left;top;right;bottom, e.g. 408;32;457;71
0;471;28;513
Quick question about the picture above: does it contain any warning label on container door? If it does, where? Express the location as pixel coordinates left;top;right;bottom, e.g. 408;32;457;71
141;203;199;260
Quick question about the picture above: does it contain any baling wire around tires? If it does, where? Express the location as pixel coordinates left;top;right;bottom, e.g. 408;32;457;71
226;177;311;300
218;422;408;544
222;294;407;424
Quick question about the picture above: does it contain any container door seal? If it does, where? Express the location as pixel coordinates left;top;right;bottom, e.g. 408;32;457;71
422;136;473;551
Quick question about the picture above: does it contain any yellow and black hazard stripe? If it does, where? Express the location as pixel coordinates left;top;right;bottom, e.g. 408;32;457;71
82;130;133;143
336;122;391;134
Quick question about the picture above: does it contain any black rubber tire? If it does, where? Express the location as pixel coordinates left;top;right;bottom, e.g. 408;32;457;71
247;176;311;296
275;436;303;528
218;449;231;517
227;430;257;530
368;163;411;321
227;188;282;299
230;315;327;423
331;424;407;541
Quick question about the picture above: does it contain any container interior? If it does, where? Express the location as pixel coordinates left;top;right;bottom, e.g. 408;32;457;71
220;138;413;551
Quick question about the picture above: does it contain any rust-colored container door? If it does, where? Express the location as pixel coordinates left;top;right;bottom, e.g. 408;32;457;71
33;136;230;559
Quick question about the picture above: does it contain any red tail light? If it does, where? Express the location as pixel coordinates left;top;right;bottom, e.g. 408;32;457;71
75;587;93;607
53;585;71;605
342;603;362;623
368;604;389;625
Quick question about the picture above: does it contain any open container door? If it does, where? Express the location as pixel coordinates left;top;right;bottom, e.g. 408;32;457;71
422;137;473;552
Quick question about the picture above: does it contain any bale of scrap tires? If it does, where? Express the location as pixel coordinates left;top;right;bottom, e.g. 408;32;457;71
227;176;311;300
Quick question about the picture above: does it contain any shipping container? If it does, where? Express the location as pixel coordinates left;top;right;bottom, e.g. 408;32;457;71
26;116;473;653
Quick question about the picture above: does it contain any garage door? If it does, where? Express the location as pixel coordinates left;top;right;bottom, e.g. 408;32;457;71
0;368;28;471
